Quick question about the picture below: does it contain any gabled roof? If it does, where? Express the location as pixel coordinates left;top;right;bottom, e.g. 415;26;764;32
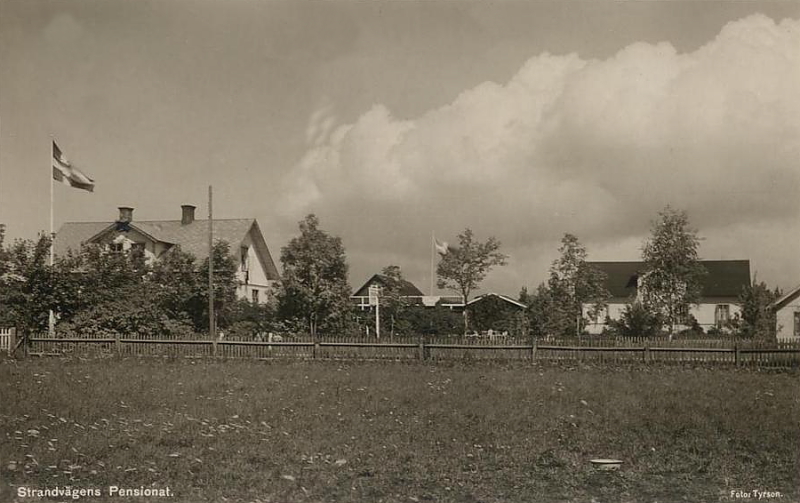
353;274;425;298
587;260;751;299
467;292;527;309
771;284;800;311
54;218;280;280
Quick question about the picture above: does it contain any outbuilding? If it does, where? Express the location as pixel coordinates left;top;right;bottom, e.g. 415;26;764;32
771;284;800;342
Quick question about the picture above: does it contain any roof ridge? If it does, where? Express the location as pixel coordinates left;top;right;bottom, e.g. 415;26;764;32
60;218;255;225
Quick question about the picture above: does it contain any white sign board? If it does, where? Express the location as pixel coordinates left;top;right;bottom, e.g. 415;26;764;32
368;285;380;306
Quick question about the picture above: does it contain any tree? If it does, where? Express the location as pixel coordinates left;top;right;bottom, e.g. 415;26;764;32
278;214;352;338
0;234;55;335
54;240;238;338
546;234;609;336
379;265;412;337
436;229;507;333
640;207;706;339
737;279;781;340
149;245;203;325
200;241;238;331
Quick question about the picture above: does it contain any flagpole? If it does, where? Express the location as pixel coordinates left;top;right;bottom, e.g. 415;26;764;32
49;136;54;262
48;136;55;337
430;231;435;296
208;185;216;350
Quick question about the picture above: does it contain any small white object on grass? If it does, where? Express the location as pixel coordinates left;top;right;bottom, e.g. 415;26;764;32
590;459;623;471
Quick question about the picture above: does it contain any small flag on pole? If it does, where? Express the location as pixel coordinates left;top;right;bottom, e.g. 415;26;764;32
434;238;450;256
52;141;95;192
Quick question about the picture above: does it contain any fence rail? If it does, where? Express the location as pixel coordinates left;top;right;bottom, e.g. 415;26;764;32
15;332;800;367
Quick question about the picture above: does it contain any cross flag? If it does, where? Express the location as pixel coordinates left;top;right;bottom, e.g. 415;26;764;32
52;141;95;192
434;238;450;256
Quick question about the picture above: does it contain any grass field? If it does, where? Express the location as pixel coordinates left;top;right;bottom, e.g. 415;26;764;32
0;358;798;503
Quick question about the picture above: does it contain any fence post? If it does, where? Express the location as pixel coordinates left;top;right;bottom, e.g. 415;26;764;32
115;332;121;357
734;344;739;367
644;345;649;364
9;328;15;357
531;339;538;362
418;336;425;361
314;340;320;359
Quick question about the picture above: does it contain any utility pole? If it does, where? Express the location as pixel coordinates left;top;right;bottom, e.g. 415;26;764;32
208;186;216;349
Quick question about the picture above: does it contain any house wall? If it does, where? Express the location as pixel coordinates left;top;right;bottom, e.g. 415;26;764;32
776;299;800;341
584;298;741;335
236;232;275;304
691;299;741;329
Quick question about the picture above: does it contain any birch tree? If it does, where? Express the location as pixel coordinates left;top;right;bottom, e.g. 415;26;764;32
641;207;706;339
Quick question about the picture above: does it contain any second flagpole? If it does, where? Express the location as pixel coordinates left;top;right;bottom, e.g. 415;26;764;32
430;231;435;296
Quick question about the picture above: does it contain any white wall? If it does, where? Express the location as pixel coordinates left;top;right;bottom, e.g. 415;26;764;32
583;300;741;334
235;232;275;304
98;230;157;262
776;298;800;341
691;302;741;329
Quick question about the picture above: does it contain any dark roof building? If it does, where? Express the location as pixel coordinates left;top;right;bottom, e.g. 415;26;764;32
588;260;751;300
352;274;425;298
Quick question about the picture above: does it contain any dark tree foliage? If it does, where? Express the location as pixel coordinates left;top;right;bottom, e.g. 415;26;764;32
0;233;54;334
547;234;610;336
607;302;663;338
399;305;463;337
226;298;278;339
523;234;608;338
199;241;238;331
56;240;237;337
525;283;567;338
278;214;352;338
737;280;781;340
467;296;527;336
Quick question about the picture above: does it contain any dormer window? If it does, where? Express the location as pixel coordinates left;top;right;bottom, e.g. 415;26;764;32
240;246;249;272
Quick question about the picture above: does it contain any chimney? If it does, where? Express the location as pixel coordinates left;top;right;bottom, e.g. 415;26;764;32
118;207;134;223
181;205;196;225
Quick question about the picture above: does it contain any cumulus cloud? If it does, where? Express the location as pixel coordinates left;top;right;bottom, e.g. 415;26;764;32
280;14;800;292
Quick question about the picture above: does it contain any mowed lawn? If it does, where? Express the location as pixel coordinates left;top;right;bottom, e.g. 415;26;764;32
0;358;798;503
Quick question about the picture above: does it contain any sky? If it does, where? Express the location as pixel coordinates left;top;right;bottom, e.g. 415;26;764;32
1;0;798;297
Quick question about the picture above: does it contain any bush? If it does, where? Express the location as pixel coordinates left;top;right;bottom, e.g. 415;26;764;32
677;316;705;338
608;302;663;337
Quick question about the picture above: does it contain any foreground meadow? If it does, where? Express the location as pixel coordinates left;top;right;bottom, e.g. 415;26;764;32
0;358;797;503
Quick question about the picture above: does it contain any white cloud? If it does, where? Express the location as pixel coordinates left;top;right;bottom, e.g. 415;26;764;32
279;14;800;292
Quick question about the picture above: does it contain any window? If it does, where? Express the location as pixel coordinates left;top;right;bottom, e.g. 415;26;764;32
240;246;249;271
715;304;730;327
109;242;124;253
794;312;800;337
252;289;260;304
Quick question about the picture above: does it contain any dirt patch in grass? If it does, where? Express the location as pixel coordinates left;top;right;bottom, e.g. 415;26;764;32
0;358;797;503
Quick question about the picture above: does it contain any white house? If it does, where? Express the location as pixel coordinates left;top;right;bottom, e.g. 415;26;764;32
53;205;280;304
583;260;751;334
771;284;800;342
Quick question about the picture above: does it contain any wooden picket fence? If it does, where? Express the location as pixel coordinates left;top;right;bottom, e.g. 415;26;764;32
18;331;800;367
0;328;16;356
